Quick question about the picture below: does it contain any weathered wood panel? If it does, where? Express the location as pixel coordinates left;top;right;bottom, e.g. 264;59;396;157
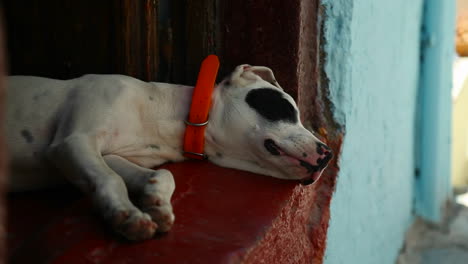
167;0;218;85
184;0;218;85
0;9;6;264
4;0;115;79
3;0;158;81
116;0;159;81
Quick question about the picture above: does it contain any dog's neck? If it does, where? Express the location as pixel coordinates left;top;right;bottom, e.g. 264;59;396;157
147;82;222;161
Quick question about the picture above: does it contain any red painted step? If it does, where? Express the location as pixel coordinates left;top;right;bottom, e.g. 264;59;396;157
8;161;324;263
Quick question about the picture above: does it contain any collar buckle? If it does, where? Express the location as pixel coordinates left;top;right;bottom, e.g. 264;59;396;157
183;151;208;160
184;120;209;127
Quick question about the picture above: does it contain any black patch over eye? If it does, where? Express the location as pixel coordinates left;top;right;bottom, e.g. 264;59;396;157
245;88;298;123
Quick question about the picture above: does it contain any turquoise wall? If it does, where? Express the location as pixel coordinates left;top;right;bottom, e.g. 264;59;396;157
322;0;423;263
415;0;455;222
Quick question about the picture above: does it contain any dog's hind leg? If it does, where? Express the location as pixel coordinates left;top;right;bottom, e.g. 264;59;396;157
47;135;157;241
103;154;176;232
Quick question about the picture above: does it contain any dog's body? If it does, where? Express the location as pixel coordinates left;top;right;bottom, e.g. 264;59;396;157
6;65;332;241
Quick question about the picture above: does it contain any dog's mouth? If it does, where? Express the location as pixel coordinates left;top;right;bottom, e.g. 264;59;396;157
264;139;282;156
264;139;331;185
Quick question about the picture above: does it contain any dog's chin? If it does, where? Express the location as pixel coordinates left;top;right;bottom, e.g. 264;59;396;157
267;165;325;185
300;170;325;186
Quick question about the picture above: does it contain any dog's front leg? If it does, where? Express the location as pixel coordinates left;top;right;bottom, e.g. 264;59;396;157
46;135;157;241
103;155;175;232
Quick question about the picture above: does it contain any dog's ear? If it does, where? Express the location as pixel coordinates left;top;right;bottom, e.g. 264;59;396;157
249;66;282;90
227;64;283;89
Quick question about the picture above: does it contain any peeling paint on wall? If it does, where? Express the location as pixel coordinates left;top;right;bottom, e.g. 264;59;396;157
320;0;353;126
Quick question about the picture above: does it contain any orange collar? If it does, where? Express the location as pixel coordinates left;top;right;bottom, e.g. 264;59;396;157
183;55;220;160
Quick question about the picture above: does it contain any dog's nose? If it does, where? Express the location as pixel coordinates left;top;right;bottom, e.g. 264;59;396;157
318;151;333;168
316;142;333;169
316;142;331;156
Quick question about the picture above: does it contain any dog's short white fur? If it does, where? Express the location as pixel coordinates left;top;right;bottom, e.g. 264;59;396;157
6;65;331;241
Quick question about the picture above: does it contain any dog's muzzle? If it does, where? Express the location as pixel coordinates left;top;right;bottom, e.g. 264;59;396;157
300;150;333;186
264;139;333;186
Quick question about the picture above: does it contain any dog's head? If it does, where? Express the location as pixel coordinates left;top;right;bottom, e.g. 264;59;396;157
206;65;332;185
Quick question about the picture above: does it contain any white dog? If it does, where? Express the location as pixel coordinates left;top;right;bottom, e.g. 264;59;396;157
6;64;332;241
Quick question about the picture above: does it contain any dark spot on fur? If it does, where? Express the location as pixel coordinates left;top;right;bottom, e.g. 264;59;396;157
148;144;160;150
33;91;50;101
211;136;218;144
302;152;308;158
149;96;154;101
245;88;298;123
224;80;230;86
216;152;223;158
21;129;34;143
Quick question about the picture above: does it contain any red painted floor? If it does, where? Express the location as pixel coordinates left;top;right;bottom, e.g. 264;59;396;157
7;161;321;263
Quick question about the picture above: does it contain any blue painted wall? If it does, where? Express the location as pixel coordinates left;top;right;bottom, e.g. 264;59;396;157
322;0;424;263
415;0;455;222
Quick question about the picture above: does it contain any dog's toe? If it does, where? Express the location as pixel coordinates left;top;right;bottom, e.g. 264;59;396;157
137;183;175;233
140;195;175;232
142;205;175;232
112;209;157;241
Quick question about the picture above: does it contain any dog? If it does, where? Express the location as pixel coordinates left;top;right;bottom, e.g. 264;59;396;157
6;64;333;241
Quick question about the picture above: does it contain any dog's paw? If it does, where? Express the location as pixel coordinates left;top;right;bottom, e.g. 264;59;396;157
140;196;175;232
111;208;157;241
138;180;175;232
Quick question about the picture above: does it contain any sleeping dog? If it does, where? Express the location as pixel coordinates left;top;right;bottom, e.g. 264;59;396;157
6;64;333;241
